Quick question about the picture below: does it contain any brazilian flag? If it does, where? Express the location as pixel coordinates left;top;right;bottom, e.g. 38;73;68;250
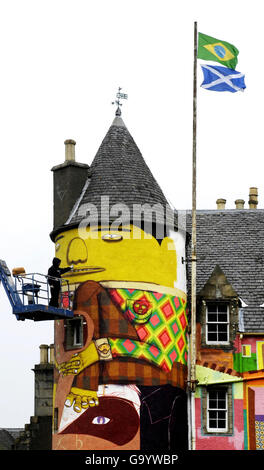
198;32;239;70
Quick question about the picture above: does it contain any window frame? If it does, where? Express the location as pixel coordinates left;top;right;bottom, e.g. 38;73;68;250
65;316;84;350
206;302;230;345
206;388;228;433
242;344;252;358
73;319;82;347
201;385;233;436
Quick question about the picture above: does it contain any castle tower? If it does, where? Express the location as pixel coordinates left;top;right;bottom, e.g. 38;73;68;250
50;109;188;451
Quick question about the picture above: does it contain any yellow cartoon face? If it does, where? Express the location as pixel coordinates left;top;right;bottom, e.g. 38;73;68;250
54;225;180;289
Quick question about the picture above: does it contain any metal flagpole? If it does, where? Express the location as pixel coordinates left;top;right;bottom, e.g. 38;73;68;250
191;21;197;392
189;20;198;450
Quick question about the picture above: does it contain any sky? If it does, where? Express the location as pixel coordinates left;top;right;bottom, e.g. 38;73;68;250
0;0;264;428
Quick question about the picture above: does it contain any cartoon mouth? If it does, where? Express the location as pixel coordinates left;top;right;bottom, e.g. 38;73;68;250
66;266;106;275
97;343;111;355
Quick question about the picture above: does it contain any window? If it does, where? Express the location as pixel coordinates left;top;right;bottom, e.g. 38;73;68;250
65;316;83;350
242;344;251;358
73;319;82;346
206;302;229;344
200;299;238;349
201;385;233;435
207;388;228;432
256;341;264;370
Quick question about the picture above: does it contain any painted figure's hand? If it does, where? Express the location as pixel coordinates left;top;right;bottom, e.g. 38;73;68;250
57;342;99;376
58;353;83;376
65;387;99;413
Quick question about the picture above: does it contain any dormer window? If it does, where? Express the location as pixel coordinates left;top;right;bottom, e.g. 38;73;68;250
197;266;238;349
199;298;238;349
206;302;229;345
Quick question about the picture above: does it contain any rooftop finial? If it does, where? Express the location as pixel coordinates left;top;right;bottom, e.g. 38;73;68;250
112;87;128;116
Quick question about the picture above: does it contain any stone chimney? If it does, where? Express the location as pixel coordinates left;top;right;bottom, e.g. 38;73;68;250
51;140;89;231
248;187;258;209
216;198;226;210
235;199;245;209
33;345;54;418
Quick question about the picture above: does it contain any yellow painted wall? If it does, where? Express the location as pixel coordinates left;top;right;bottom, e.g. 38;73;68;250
54;225;182;291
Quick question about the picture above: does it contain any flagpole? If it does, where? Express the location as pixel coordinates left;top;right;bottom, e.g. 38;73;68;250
189;20;197;450
191;21;197;392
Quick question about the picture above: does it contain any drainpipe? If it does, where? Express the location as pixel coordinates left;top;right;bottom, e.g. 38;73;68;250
188;386;196;451
187;330;196;450
191;392;196;450
188;346;192;450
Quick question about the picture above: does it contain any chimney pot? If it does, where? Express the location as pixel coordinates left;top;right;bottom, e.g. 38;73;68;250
39;344;49;364
248;187;258;209
49;344;54;364
235;199;245;209
216;198;226;210
64;139;76;162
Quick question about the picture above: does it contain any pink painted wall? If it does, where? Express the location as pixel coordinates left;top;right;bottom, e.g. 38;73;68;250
252;387;264;415
234;336;264;354
195;397;244;450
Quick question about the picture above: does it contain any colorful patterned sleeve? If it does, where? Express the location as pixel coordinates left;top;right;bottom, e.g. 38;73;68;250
109;337;183;373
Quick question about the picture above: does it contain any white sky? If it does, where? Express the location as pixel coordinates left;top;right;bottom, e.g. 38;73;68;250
0;0;263;428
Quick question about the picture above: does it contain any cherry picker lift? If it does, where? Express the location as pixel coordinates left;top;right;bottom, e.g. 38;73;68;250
0;259;73;321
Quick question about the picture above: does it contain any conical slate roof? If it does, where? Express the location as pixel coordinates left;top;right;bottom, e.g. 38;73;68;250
65;113;175;231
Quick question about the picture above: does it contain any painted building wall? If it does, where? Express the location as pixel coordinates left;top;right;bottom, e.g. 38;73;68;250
195;388;244;450
195;333;264;450
194;366;244;450
193;264;264;450
233;336;264;449
233;335;264;373
52;225;188;450
242;374;264;449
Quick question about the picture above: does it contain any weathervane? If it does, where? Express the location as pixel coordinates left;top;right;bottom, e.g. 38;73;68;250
112;87;128;116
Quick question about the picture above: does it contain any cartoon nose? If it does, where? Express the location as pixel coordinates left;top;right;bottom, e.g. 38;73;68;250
67;237;88;265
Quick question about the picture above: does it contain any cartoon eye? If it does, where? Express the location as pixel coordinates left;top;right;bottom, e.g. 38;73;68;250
67;237;88;265
92;416;110;425
55;243;60;252
102;234;123;242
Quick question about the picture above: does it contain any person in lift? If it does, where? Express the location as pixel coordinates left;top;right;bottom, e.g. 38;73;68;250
48;257;72;307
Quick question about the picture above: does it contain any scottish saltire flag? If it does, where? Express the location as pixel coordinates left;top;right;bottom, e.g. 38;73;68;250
200;64;246;93
198;32;239;70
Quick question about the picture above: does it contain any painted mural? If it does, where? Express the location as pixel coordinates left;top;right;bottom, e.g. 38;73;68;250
233;336;264;373
242;373;264;449
52;225;188;450
234;336;264;449
194;330;264;450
